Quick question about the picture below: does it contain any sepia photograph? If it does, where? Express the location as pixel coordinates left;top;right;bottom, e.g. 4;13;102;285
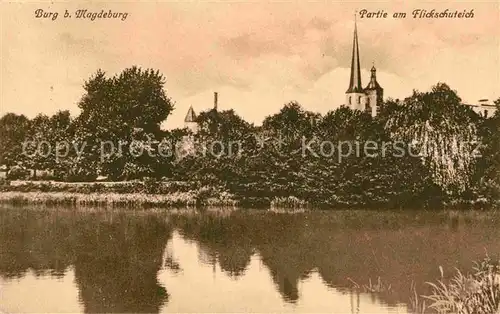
0;0;499;313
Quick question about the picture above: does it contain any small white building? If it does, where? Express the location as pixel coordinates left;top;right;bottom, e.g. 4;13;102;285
0;165;7;179
184;106;199;134
183;92;219;134
466;99;497;118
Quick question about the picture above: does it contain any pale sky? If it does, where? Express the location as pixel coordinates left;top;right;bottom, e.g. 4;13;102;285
1;0;499;129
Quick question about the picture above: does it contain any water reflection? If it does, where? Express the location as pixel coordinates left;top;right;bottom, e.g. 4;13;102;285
160;230;407;313
0;209;170;313
171;210;500;307
1;207;499;313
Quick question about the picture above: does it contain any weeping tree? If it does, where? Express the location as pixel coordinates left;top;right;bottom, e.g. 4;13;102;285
385;83;480;196
476;98;500;202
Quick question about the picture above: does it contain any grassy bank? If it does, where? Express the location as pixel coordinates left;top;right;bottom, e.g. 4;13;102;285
0;180;497;210
0;191;239;208
0;191;309;209
0;180;314;209
0;180;239;208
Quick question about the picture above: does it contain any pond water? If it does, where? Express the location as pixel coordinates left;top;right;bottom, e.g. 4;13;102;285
0;206;499;313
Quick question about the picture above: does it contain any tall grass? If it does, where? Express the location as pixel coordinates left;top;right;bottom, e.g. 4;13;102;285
348;277;392;294
270;196;309;209
0;180;241;208
409;281;427;314
2;180;206;194
0;191;238;208
348;258;500;314
424;257;500;314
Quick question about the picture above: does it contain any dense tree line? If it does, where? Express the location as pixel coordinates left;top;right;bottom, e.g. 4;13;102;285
0;67;499;208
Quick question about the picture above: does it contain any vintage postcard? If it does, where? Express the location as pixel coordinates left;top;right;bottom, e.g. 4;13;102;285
0;0;499;313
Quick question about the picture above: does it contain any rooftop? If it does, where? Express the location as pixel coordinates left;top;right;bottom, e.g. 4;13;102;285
184;106;197;122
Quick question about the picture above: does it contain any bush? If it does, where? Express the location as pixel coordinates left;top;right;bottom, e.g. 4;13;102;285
36;171;57;181
143;177;160;194
0;178;9;186
64;171;97;182
6;166;29;180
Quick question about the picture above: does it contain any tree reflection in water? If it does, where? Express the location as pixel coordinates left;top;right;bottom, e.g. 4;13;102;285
0;209;171;313
1;208;500;313
171;210;500;307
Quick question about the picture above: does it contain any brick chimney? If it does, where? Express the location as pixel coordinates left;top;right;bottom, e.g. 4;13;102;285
214;92;218;111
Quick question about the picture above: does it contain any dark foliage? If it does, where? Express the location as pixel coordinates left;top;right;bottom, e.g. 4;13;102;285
1;74;498;209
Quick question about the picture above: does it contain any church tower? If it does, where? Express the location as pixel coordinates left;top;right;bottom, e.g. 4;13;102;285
345;18;365;111
345;17;384;117
364;65;384;117
184;105;198;134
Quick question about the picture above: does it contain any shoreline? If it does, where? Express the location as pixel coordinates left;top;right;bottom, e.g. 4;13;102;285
0;191;497;211
0;191;238;208
0;180;497;210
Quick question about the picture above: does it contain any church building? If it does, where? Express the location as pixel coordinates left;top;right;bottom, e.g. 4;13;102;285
345;20;384;117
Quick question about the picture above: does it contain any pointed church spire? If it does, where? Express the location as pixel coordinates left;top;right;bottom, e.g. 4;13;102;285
346;15;362;93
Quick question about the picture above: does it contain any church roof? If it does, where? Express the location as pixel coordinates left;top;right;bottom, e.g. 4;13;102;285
365;81;383;91
365;77;383;91
346;20;363;93
364;65;383;91
184;106;197;122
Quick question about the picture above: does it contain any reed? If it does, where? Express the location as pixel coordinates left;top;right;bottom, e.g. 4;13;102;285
409;281;427;314
363;277;392;294
424;257;500;314
347;277;392;294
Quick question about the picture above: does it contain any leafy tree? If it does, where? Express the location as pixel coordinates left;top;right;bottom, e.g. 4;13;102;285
197;109;254;142
173;109;256;185
0;113;30;169
23;114;52;177
63;115;101;181
319;106;383;141
262;102;320;142
49;110;72;177
78;68;172;134
21;111;72;179
74;67;174;180
376;98;401;125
